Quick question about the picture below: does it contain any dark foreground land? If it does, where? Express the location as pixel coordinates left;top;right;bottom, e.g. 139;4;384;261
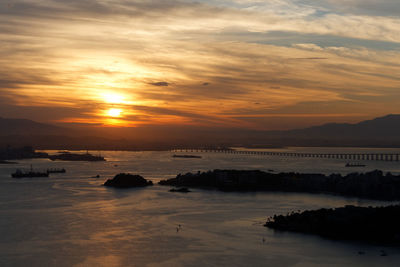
265;205;400;245
159;169;400;200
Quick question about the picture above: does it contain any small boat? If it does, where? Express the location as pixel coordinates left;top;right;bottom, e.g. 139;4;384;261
173;155;202;159
47;168;66;173
11;165;49;178
345;163;366;167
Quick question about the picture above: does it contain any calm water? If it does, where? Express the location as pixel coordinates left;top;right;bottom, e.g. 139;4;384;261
1;148;400;267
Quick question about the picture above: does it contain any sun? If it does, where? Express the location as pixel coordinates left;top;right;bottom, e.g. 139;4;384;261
107;108;122;117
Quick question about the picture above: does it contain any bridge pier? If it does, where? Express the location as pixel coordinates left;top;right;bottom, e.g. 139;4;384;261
172;149;400;162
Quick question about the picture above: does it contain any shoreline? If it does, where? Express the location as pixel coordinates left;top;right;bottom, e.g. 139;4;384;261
265;205;400;246
159;169;400;201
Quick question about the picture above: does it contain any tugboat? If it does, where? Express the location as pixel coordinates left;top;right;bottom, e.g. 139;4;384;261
345;163;366;167
11;165;49;178
47;168;66;173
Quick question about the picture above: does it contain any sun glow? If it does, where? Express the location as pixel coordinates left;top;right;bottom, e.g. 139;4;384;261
102;92;127;104
107;108;123;117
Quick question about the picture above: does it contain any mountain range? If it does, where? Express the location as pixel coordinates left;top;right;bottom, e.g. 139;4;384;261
0;114;399;149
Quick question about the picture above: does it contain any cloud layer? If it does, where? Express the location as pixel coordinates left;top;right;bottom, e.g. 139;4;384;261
0;0;399;129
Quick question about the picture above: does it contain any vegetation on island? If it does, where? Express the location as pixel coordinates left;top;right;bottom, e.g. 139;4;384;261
104;173;153;188
265;205;400;245
159;169;400;200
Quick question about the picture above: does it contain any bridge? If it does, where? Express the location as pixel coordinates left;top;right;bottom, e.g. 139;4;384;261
171;149;400;162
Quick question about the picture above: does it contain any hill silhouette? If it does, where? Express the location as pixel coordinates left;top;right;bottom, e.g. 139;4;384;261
276;114;400;139
0;114;399;149
0;117;66;135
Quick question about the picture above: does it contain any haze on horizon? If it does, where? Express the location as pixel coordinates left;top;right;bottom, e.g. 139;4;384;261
1;0;399;131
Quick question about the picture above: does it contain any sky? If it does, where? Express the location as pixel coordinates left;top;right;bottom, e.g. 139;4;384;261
1;0;399;130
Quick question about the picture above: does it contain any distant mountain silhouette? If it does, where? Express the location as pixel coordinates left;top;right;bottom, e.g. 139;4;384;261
272;114;400;140
0;117;66;135
0;114;399;149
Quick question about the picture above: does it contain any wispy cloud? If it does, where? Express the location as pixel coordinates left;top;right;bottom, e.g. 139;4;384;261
0;0;399;129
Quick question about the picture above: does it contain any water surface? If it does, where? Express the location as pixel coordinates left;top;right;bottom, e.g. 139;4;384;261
1;149;400;266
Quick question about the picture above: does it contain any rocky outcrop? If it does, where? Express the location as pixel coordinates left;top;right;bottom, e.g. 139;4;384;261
158;169;400;200
265;205;400;245
104;173;153;188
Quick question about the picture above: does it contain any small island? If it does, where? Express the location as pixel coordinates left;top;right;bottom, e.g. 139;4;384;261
49;152;105;161
104;173;153;188
159;169;400;200
265;205;400;245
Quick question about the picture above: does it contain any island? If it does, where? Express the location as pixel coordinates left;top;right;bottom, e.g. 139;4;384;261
48;151;105;161
158;169;400;200
265;205;400;245
104;173;153;188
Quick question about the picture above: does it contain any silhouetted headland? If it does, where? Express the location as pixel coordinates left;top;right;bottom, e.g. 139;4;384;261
0;146;48;161
265;205;400;245
49;152;105;161
159;169;400;200
104;173;153;188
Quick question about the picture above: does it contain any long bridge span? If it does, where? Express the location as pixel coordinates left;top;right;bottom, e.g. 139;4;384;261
171;149;400;162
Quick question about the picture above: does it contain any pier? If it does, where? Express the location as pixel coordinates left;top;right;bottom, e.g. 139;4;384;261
171;149;400;162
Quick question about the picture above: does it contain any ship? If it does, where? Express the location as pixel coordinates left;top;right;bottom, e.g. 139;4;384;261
11;165;49;178
47;168;66;173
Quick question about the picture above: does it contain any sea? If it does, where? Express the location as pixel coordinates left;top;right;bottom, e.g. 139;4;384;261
1;147;400;267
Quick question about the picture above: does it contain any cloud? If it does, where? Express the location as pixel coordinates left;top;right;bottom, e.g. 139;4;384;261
293;43;324;51
150;82;169;87
0;0;399;129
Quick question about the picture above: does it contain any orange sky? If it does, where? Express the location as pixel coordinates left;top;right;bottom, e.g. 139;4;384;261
1;0;399;130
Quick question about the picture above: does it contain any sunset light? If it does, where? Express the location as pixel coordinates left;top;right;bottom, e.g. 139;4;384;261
2;1;400;266
101;92;127;105
107;108;123;118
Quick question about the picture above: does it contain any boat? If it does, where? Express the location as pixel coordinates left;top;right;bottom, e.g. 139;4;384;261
47;168;66;173
172;154;202;159
345;163;366;167
11;165;49;178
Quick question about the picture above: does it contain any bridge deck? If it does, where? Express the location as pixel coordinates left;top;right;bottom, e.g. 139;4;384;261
172;149;400;161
